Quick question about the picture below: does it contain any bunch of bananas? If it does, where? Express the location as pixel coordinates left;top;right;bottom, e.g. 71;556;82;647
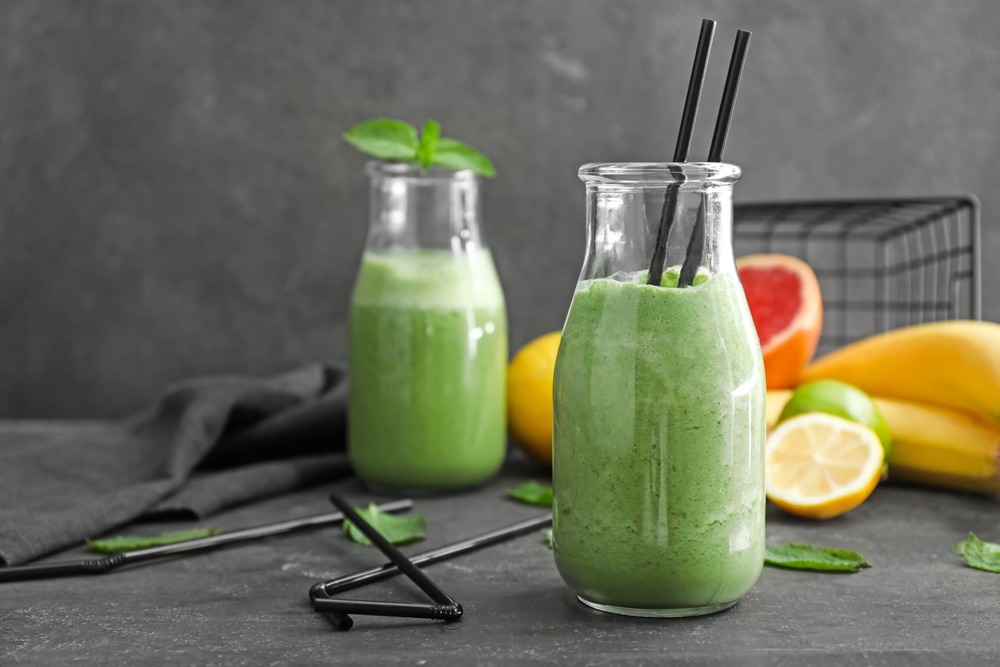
767;320;1000;495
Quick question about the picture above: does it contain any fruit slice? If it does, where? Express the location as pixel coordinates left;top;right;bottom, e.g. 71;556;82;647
507;332;561;465
765;413;885;519
778;380;892;458
736;254;823;389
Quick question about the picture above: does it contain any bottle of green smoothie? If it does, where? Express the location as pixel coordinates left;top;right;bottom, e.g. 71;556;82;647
348;162;507;492
552;163;765;617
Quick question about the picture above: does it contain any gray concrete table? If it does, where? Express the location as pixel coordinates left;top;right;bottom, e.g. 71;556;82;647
3;452;999;666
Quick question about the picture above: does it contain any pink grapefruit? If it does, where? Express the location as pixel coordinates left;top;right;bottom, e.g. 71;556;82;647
736;254;823;389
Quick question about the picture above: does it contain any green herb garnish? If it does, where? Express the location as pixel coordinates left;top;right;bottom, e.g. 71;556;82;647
86;528;222;553
344;118;495;177
343;503;427;547
507;481;553;507
954;533;1000;573
764;543;872;573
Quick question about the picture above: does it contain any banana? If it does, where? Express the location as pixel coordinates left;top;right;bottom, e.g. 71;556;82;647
765;390;1000;495
800;320;1000;424
874;397;1000;494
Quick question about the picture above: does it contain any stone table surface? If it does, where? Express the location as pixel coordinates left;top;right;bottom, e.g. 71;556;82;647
2;452;999;666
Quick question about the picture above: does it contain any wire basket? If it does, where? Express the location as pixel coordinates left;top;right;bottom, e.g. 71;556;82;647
733;197;982;356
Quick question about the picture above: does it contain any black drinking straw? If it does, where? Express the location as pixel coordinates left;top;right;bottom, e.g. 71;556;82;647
647;18;716;287
677;29;752;288
0;499;414;584
320;494;464;629
311;512;553;631
708;30;752;163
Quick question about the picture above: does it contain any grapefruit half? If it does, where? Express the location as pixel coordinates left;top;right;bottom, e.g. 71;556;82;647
736;254;823;389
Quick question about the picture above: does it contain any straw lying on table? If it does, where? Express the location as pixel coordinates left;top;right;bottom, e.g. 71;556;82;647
648;19;753;289
311;500;552;631
0;499;413;584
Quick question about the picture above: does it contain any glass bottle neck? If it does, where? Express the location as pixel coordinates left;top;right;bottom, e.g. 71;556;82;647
365;161;484;253
579;163;740;283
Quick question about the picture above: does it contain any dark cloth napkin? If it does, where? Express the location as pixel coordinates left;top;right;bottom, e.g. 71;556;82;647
0;364;352;566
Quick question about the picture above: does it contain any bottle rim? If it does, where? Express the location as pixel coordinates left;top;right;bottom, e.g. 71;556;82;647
365;160;477;182
579;162;741;185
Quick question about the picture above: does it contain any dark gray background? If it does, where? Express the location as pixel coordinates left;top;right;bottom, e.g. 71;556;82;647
1;0;997;419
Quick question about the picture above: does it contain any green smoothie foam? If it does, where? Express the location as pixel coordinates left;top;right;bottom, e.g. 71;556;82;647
552;270;764;611
349;249;507;490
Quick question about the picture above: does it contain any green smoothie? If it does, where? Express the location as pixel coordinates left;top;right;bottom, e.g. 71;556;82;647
348;249;507;490
552;270;765;613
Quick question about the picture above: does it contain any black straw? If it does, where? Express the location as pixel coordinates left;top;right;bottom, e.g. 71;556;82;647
708;30;752;162
0;499;413;583
648;18;717;287
311;512;552;630
677;29;752;288
319;494;464;629
673;18;718;163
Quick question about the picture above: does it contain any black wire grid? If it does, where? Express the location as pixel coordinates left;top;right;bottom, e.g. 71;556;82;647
733;196;982;355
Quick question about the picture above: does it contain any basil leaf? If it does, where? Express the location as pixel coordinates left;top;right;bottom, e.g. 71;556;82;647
954;532;1000;573
432;137;496;177
343;503;427;547
343;118;419;160
416;119;441;170
764;543;871;573
507;481;553;507
86;528;221;554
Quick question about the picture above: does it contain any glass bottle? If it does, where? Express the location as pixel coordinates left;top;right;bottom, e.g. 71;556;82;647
348;162;507;492
552;162;765;617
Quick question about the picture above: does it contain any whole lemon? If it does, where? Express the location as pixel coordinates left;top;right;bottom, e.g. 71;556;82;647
507;332;561;465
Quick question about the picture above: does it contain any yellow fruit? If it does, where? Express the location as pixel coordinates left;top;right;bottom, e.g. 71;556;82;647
765;413;885;519
767;389;1000;495
766;389;791;429
507;332;561;465
801;320;1000;424
874;397;1000;495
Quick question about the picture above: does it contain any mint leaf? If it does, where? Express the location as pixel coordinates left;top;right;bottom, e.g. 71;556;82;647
954;533;1000;573
416;119;441;170
764;543;871;573
507;481;553;507
343;118;419;160
432;137;496;177
86;528;221;554
545;528;554;549
343;503;427;547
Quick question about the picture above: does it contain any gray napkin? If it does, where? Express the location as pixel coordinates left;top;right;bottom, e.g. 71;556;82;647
0;364;352;566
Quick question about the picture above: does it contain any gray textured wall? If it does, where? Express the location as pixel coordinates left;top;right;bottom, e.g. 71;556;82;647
1;0;998;418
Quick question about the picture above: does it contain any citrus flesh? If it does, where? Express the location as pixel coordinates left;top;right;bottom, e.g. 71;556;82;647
736;254;823;389
507;332;561;465
778;380;892;457
765;413;884;519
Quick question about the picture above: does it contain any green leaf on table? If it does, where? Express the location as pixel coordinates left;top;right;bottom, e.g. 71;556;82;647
343;503;427;547
764;543;871;573
507;481;553;507
954;532;1000;573
343;118;419;160
545;528;554;549
86;528;222;553
432;137;496;177
416;119;441;170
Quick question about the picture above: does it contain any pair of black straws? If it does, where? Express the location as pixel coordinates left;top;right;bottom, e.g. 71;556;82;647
648;19;753;288
312;495;552;630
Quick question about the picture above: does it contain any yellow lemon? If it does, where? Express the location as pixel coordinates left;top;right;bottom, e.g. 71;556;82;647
507;332;561;465
765;413;884;519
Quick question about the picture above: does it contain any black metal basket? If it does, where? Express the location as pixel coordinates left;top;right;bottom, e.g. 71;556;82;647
733;197;982;355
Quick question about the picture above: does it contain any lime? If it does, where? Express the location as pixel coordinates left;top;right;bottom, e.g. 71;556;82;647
778;380;892;458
